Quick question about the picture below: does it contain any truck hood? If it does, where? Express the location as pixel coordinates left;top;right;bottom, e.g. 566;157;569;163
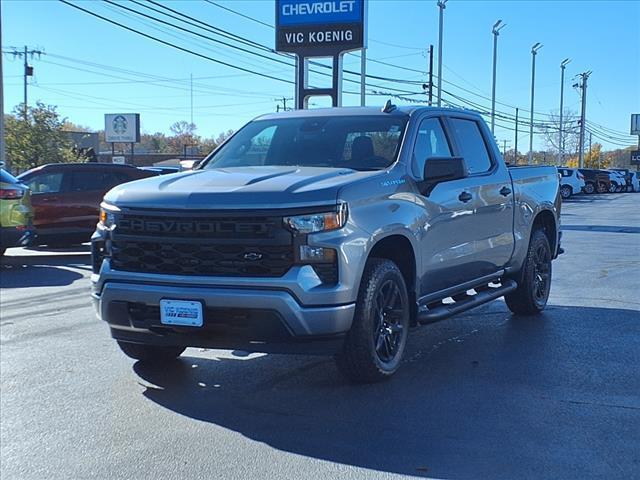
104;166;380;210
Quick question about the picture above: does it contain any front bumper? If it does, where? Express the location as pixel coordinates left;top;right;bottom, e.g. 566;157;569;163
92;259;357;355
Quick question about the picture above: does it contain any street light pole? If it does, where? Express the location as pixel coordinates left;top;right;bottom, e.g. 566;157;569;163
528;42;543;163
558;58;571;164
436;0;447;107
491;20;505;134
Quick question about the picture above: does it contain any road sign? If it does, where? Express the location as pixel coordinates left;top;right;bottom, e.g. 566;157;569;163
630;150;640;165
631;114;640;136
105;114;140;143
112;156;126;165
275;0;366;56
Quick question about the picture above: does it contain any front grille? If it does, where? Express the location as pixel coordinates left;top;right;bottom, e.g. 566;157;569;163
116;213;283;240
111;240;294;277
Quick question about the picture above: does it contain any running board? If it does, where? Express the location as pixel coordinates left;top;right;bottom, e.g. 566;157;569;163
417;280;517;324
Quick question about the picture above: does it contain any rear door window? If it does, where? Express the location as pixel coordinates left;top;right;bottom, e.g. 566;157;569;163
69;170;136;192
448;118;493;175
24;172;64;194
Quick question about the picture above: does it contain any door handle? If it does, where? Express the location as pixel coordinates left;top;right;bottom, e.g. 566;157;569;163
499;186;512;196
458;191;472;203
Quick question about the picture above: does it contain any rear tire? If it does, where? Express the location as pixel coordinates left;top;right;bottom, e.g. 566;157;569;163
336;258;410;384
560;185;572;199
117;341;185;362
505;229;552;316
583;182;595;194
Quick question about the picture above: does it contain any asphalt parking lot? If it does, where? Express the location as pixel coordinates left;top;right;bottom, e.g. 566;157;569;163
1;193;639;480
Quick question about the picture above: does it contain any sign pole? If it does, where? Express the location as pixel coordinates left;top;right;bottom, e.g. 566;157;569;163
275;0;366;110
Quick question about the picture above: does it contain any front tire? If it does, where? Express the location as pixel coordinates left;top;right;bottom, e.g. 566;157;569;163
505;229;552;315
560;185;572;199
117;341;185;362
336;258;410;384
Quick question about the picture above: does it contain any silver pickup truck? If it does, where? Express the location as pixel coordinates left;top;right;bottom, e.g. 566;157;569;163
92;105;562;383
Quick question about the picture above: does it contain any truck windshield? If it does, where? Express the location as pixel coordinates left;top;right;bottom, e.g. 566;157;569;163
202;115;408;171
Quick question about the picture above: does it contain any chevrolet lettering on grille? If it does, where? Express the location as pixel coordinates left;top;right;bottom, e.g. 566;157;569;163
118;218;272;236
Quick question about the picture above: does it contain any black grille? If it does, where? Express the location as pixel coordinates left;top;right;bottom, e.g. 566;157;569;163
312;264;339;285
111;240;294;277
116;214;283;240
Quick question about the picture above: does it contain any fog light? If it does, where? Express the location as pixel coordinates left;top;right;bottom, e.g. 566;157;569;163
299;246;336;263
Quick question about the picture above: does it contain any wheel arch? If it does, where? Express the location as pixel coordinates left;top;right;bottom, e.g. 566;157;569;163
532;209;557;257
367;234;418;325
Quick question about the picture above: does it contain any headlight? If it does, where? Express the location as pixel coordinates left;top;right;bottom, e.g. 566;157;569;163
284;203;348;234
98;203;119;230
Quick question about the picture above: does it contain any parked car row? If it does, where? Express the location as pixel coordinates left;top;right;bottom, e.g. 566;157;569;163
556;167;639;199
1;163;167;254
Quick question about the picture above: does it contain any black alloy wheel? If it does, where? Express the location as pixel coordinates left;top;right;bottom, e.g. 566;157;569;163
531;242;552;309
373;279;406;363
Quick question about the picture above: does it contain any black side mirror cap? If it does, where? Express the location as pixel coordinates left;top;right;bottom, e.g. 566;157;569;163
418;156;468;195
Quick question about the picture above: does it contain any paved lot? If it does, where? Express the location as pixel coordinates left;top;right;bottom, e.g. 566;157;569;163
1;193;639;480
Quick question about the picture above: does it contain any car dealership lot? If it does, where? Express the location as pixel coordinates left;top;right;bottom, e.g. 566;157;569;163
1;194;639;479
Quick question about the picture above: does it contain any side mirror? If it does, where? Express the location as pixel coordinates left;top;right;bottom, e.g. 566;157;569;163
419;157;468;194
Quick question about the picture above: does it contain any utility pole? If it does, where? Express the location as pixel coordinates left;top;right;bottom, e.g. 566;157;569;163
275;97;292;112
428;45;434;106
589;131;592;166
558;58;571;164
576;71;591;168
514;107;519;165
491;20;505;133
528;42;543;163
436;0;447;107
360;48;366;106
0;3;5;168
8;47;43;120
190;73;194;127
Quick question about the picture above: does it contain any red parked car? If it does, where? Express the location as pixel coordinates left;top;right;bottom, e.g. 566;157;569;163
17;163;156;246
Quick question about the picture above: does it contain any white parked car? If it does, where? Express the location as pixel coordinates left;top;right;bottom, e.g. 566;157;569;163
557;167;586;199
630;171;640;192
607;170;626;192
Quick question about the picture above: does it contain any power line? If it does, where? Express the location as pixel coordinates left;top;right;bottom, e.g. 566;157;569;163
59;0;295;85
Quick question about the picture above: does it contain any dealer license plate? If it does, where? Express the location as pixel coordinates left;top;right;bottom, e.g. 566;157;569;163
159;299;203;327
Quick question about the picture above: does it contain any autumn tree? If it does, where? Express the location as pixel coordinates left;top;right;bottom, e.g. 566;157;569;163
5;102;78;172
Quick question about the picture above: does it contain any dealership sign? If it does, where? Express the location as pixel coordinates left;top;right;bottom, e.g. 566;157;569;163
276;0;365;56
104;113;140;143
631;114;640;136
630;150;640;165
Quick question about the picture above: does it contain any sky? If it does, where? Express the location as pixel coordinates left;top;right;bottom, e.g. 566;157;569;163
2;0;639;152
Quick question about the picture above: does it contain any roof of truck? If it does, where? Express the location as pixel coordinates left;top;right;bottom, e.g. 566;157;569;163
256;105;477;121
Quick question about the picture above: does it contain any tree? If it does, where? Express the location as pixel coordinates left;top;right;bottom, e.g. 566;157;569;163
542;109;580;163
5;102;78;172
167;121;199;154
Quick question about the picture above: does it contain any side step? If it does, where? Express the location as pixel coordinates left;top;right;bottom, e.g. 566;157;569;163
417;280;517;324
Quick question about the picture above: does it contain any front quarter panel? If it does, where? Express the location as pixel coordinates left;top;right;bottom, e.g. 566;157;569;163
316;168;423;300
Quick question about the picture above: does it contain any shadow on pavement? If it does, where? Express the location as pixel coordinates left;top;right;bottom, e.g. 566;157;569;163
132;305;640;479
0;251;90;288
564;193;626;203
